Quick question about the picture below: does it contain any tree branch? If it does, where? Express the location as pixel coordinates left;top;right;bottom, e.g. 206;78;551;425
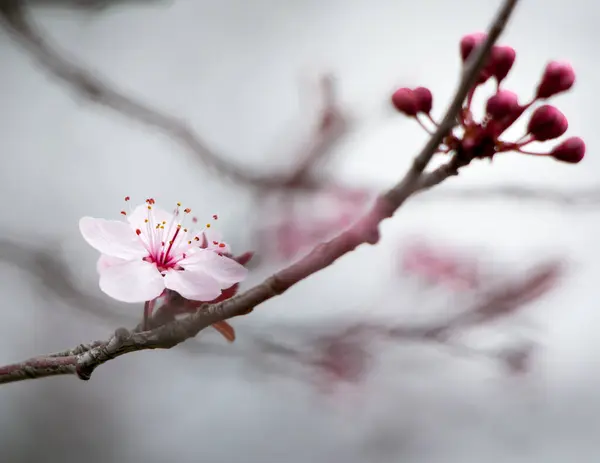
0;0;521;385
0;2;346;191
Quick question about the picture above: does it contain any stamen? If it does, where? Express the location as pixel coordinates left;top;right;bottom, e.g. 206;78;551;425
163;225;182;263
160;203;186;264
126;199;222;266
120;195;134;217
145;204;159;257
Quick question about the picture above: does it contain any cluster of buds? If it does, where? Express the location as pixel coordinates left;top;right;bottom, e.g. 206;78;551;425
391;32;585;164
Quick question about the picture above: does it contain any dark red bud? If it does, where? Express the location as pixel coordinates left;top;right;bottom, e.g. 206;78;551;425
490;45;516;82
527;105;568;141
413;87;433;114
460;32;487;62
550;136;585;163
486;90;519;119
391;87;418;116
536;61;576;99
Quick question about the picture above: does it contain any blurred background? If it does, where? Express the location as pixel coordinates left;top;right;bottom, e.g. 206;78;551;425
1;0;599;462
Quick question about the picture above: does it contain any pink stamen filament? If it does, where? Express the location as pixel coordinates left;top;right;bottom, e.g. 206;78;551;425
163;226;181;265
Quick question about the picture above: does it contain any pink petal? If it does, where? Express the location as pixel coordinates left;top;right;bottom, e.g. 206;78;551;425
96;254;127;273
80;217;147;259
98;259;165;303
127;204;172;232
163;268;222;301
178;249;247;286
203;229;231;254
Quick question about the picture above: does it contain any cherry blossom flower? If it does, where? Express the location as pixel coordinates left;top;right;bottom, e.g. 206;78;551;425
80;197;247;303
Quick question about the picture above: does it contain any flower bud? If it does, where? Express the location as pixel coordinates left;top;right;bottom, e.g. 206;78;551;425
413;86;433;113
460;32;487;62
490;45;516;83
527;105;568;141
536;61;576;99
486;90;519;119
391;88;418;116
550;137;585;163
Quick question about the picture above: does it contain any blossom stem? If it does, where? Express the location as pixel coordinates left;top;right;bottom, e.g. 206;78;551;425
517;136;534;147
517;149;545;156
416;115;433;134
464;88;477;123
426;113;439;127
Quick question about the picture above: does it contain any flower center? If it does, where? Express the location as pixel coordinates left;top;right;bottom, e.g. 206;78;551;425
121;197;226;273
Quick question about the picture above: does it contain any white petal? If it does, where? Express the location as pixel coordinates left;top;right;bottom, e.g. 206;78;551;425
179;249;247;286
98;259;165;303
163;268;222;301
80;217;147;259
127;204;173;229
96;254;127;273
203;229;231;254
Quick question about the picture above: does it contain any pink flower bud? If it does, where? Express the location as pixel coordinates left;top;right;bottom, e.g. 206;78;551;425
486;90;519;119
490;45;516;82
413;86;433;113
550;136;585;163
391;87;418;116
527;105;568;141
460;32;487;62
536;61;576;99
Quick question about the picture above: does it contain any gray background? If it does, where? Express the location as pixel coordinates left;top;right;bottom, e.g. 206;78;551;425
1;1;599;462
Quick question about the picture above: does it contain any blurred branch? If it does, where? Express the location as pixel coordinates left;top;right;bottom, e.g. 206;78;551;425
23;0;165;9
0;256;556;385
0;1;346;191
0;0;521;385
423;185;600;206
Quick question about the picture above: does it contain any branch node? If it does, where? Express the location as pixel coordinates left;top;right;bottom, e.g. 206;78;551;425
75;363;93;381
114;327;130;341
